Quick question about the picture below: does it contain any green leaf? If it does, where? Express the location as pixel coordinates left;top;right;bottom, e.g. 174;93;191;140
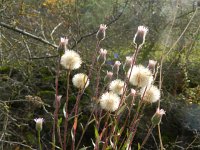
117;104;126;115
79;146;91;150
58;117;62;127
71;127;75;141
138;143;141;150
63;103;66;118
94;126;100;141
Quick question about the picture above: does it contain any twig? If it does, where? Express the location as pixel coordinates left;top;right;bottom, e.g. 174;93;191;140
0;22;58;48
50;22;63;43
0;140;36;150
186;133;199;150
162;8;198;61
70;0;129;49
151;130;159;150
157;5;198;150
157;1;179;149
140;124;154;149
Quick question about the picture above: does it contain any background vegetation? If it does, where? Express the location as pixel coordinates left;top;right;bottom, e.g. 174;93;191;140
0;0;200;149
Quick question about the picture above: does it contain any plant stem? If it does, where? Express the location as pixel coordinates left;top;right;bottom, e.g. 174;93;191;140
63;70;71;150
72;89;82;150
158;125;164;150
128;103;146;149
95;112;110;150
75;108;95;150
52;56;63;150
74;40;101;150
38;131;42;150
119;47;139;108
140;124;154;149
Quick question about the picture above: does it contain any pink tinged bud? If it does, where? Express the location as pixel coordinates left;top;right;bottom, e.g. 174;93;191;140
148;60;157;68
114;61;121;67
58;37;69;54
156;108;165;115
106;71;113;79
104;71;113;82
96;24;107;41
113;61;121;75
133;26;148;48
151;108;165;126
126;56;133;65
130;88;136;106
123;56;134;71
56;95;62;102
34;118;44;132
130;88;136;97
60;37;69;45
98;48;107;62
99;48;107;57
55;95;62;107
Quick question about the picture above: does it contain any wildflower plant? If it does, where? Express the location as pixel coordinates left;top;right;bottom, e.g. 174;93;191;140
34;118;44;150
37;24;166;150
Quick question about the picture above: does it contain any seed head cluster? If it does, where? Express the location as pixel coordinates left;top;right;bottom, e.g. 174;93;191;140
100;92;120;112
140;85;160;103
128;65;153;87
60;50;82;70
109;79;125;95
72;73;89;89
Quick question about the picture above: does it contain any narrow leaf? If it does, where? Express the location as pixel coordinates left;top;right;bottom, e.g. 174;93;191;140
117;104;126;115
138;143;141;150
94;126;100;141
63;103;66;118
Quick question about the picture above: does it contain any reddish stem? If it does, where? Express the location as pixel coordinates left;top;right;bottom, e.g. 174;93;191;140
52;56;63;150
63;71;70;150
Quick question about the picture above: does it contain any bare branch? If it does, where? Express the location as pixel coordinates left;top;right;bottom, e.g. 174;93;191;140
0;22;58;49
0;0;129;59
50;22;63;42
70;0;129;49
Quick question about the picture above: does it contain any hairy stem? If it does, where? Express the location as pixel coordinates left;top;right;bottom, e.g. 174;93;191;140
63;71;71;150
52;56;63;150
140;124;154;149
38;131;42;150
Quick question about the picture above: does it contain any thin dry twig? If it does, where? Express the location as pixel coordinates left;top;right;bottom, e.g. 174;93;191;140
0;140;37;150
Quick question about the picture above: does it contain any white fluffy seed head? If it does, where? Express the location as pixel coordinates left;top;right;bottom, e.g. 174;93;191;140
60;50;82;70
128;65;153;87
140;85;160;103
72;73;89;89
100;92;120;112
109;79;125;95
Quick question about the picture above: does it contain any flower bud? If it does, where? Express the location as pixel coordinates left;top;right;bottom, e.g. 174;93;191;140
97;48;107;65
96;24;107;41
133;26;148;49
113;61;121;76
129;88;136;105
148;60;157;69
130;88;136;97
58;37;68;55
123;56;134;71
54;95;62;108
34;118;44;132
151;108;165;126
148;60;157;74
104;71;113;82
